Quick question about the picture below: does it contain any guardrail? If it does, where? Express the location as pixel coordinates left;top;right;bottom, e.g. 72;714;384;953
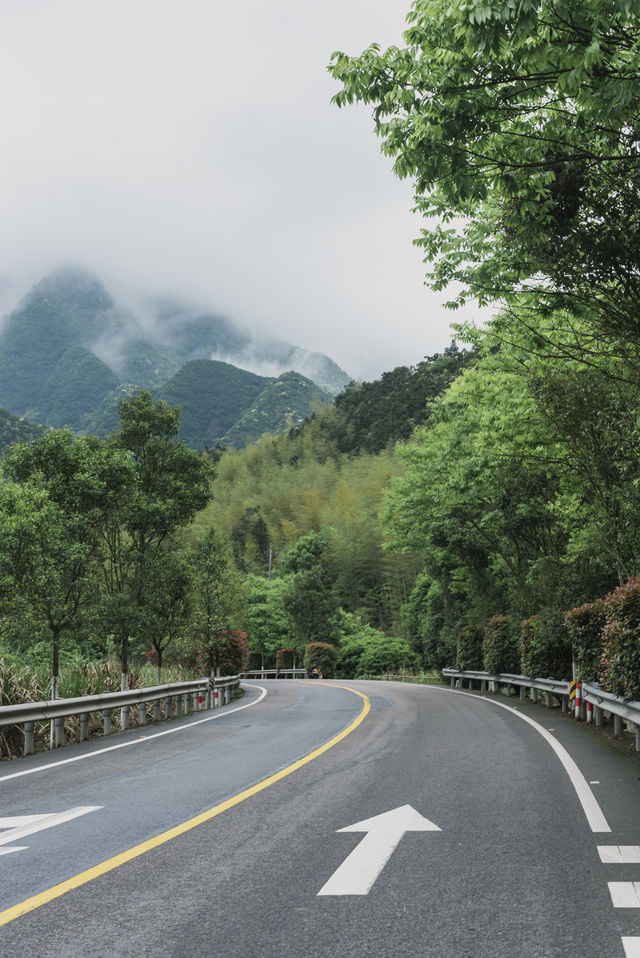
443;668;640;750
240;669;308;679
0;675;240;757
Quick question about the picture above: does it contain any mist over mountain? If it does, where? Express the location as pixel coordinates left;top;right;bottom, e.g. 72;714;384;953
0;267;349;447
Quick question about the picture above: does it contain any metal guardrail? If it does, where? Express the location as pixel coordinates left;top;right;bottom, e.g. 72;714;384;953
240;669;308;679
0;675;240;756
443;668;640;750
582;682;640;748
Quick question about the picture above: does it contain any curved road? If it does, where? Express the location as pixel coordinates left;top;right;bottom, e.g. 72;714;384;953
1;679;640;957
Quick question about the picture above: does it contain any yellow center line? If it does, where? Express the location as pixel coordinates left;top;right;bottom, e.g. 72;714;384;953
0;683;370;928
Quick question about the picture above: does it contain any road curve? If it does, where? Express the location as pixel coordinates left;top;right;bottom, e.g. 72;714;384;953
1;679;640;957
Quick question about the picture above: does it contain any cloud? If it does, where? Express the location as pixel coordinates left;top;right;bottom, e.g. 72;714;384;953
0;0;486;380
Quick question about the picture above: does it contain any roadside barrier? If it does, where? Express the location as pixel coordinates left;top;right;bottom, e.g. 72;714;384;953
442;668;640;750
0;675;240;757
240;669;308;679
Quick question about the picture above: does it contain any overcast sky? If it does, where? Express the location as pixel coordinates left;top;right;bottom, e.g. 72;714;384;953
0;0;483;381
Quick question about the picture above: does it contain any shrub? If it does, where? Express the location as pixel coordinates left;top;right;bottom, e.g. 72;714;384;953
564;599;606;682
356;636;420;677
601;576;640;699
519;609;572;680
482;615;519;674
304;642;339;678
456;625;483;671
276;648;295;672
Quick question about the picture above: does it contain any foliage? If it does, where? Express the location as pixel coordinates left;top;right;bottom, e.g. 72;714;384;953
281;530;342;649
243;574;293;667
325;344;473;455
0;407;46;454
564;600;607;682
482;615;519;676
304;642;339;678
601;577;640;700
519;609;572;680
456;625;483;671
182;528;246;675
329;1;640;345
276;648;295;671
356;634;420;677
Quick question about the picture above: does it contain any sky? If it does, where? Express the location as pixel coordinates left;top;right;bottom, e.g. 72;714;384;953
0;0;484;381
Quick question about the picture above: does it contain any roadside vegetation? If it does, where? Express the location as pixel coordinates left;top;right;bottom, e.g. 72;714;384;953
3;1;640;751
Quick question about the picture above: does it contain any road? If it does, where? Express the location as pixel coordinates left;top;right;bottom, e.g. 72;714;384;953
1;679;640;957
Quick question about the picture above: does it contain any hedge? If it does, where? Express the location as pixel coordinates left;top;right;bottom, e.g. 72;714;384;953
456;625;484;671
482;614;519;675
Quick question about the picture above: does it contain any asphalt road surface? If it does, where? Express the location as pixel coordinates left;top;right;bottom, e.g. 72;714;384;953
1;679;640;957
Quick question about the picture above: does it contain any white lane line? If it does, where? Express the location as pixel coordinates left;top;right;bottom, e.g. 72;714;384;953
599;846;640;864
0;684;267;783
431;686;611;833
609;883;640;907
622;938;640;956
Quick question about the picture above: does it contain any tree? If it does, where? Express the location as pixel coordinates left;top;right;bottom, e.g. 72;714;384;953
329;1;640;344
281;530;341;657
244;574;293;668
139;549;191;684
186;528;245;676
2;431;134;696
112;391;213;683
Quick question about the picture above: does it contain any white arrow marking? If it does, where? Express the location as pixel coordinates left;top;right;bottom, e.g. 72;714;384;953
317;804;441;896
0;806;103;855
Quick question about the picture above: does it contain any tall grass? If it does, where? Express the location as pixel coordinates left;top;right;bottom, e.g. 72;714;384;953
0;656;203;760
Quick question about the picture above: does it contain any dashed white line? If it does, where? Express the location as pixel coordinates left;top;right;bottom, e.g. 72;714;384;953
609;882;640;908
599;846;640;864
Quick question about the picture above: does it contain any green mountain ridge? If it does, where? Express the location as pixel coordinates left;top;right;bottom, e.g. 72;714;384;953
0;268;348;448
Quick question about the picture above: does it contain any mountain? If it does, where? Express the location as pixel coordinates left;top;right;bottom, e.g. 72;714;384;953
156;360;271;449
220;371;333;448
0;267;349;448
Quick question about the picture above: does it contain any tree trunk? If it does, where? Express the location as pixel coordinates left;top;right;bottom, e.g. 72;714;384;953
50;636;60;749
156;647;163;686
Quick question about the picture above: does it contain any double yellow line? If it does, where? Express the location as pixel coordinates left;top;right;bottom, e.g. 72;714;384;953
0;683;370;927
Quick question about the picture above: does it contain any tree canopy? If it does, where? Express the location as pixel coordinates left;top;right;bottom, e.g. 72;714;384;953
329;1;640;344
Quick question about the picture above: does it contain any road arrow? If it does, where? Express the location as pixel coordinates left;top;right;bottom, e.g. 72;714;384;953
0;806;103;855
317;804;441;896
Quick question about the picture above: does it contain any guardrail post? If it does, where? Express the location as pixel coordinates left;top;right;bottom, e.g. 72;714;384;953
153;699;162;723
561;695;568;714
138;702;147;726
103;709;112;736
24;721;34;756
225;686;231;705
79;712;89;741
183;693;189;714
54;716;65;747
531;688;538;704
175;695;182;717
614;714;623;737
519;686;526;702
635;725;640;752
480;679;487;693
121;705;130;731
595;705;603;727
450;676;455;688
546;692;554;709
164;697;171;721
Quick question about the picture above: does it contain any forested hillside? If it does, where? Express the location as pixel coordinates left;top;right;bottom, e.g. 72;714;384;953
329;0;640;696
